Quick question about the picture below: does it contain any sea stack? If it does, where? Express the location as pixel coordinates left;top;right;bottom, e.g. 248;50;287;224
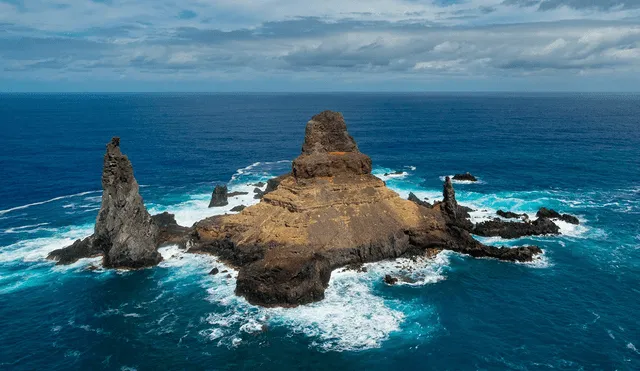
48;138;163;268
209;185;229;207
187;111;542;307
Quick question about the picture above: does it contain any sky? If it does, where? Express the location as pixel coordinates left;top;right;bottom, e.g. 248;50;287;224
1;0;640;92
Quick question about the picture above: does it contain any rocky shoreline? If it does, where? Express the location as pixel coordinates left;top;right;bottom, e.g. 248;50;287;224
48;111;579;308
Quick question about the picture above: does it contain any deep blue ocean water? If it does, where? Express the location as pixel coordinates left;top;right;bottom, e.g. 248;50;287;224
0;93;638;370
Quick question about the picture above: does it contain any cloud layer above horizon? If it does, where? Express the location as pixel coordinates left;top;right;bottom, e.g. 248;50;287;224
1;0;640;91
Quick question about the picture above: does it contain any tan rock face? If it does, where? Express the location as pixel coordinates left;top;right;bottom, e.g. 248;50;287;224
189;111;450;307
189;110;542;307
292;111;372;179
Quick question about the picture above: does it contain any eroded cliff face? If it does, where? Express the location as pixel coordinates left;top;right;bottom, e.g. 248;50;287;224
188;111;541;307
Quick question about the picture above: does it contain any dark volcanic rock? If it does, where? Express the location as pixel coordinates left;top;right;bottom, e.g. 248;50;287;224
453;172;478;182
209;267;219;275
559;214;580;225
253;187;264;199
292;111;372;178
49;138;163;269
48;236;101;265
253;182;266;188
235;254;331;307
94;138;163;268
230;205;246;212
264;174;287;195
152;212;190;247
537;208;579;225
536;207;561;219
384;170;404;176
209;185;229;207
497;210;528;219
439;225;543;262
473;217;560;239
384;275;398;285
408;192;432;208
442;177;473;230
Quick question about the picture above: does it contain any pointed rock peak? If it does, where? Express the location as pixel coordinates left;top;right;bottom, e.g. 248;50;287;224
49;137;163;269
97;137;161;268
106;137;122;156
443;176;458;219
301;110;359;154
292;111;372;179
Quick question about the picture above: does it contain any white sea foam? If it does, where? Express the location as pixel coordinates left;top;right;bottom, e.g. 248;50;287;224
157;246;447;352
0;224;93;263
3;223;60;234
0;191;101;216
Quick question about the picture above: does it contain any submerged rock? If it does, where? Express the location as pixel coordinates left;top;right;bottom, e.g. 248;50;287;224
453;172;478;182
384;170;404;176
537;207;579;225
48;137;163;269
209;185;229;207
497;210;528;219
188;111;542;307
384;275;398;285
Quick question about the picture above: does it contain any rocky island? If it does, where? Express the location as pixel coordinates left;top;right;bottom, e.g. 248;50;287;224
185;111;541;307
49;111;574;308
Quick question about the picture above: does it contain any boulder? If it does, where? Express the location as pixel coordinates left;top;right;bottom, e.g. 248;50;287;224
537;207;579;225
230;205;246;212
209;185;229;207
384;275;398;285
453;172;478;182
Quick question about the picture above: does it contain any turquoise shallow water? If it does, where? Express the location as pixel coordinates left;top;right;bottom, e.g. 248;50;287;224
0;93;638;370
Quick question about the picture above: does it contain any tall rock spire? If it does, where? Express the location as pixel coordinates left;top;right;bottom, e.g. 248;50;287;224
48;138;163;268
95;137;162;268
442;176;458;221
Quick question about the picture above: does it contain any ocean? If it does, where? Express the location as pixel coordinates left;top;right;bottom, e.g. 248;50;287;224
0;93;638;370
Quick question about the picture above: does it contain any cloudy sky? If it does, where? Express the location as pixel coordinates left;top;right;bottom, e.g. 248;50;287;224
1;0;640;91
